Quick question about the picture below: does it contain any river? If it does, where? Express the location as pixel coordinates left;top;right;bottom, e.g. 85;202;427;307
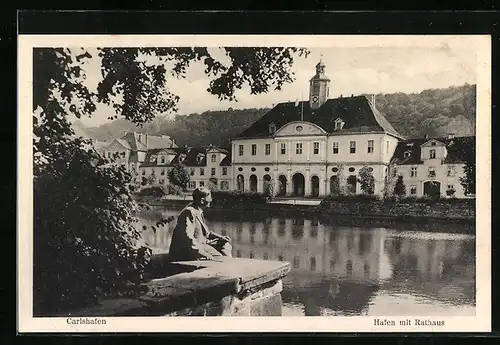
137;206;476;317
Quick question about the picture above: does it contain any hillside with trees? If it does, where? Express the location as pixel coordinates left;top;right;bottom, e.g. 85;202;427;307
79;83;476;146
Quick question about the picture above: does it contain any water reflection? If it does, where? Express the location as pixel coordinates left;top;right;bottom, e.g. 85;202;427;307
137;208;476;316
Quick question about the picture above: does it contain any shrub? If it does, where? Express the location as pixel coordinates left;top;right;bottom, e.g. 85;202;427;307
137;185;168;198
210;191;268;207
393;175;406;197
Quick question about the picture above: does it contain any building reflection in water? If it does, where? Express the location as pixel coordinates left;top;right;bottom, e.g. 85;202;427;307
137;208;475;316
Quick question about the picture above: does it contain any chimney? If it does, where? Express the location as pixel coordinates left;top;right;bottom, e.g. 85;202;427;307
171;138;175;147
447;133;455;140
371;94;376;107
424;134;429;140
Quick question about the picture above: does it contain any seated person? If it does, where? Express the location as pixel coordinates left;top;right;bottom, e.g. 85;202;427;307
168;187;232;261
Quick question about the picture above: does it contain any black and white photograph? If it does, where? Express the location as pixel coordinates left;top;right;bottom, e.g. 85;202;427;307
18;34;491;333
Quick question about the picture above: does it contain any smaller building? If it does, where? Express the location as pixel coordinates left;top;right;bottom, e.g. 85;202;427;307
138;145;233;191
103;132;177;173
389;134;474;198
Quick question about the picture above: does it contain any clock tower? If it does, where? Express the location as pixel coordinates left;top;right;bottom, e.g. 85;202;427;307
309;60;331;110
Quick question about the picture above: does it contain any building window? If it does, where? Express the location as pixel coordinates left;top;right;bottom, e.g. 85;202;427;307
293;256;300;268
429;149;436;159
211;168;216;176
220;181;229;190
200;168;205;176
278;254;284;261
265;143;271;155
159;179;165;185
447;166;455;176
236;250;241;258
160;168;165;175
269;123;276;134
189;181;196;189
313;142;319;154
121;151;126;158
211;154;216;163
447;184;455;191
280;143;286;154
160;156;165;164
251;144;257;156
393;167;397;177
263;253;269;260
310;257;316;271
190;168;195;176
411;166;418;177
404;151;411;158
334;119;344;130
430;141;436;146
410;185;417;195
350;141;356;154
141;170;145;175
222;167;227;175
428;166;436;177
332;142;339;154
367;140;374;153
199;181;205;187
239;145;244;156
296;143;303;154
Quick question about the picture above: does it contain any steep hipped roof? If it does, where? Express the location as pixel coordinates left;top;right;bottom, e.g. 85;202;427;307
120;132;147;151
390;136;475;165
140;147;188;167
234;95;402;139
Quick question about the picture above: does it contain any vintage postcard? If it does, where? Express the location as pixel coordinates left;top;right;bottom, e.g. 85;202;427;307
17;34;491;333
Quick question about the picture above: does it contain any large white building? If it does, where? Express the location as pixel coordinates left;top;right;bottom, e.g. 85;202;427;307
230;60;404;197
229;60;475;198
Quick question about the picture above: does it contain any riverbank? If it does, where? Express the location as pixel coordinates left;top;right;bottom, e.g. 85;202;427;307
135;194;475;225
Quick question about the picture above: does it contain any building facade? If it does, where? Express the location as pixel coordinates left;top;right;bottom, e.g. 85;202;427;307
138;146;232;191
230;60;403;197
389;135;474;198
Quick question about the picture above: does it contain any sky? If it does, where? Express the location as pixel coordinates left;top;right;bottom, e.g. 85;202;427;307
71;45;477;127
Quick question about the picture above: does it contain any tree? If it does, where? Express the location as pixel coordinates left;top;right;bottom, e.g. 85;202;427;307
32;47;307;314
456;137;476;196
393;175;406;197
357;166;375;195
168;164;190;190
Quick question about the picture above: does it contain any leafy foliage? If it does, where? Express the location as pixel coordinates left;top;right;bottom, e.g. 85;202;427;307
167;164;190;190
33;47;306;314
357;166;375;195
393;175;406;196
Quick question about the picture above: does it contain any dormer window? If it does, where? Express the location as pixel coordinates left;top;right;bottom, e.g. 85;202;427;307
406;142;414;147
196;153;204;163
179;154;186;163
404;151;412;158
430;142;437;146
149;155;156;163
160;156;166;164
269;123;276;134
334;118;345;131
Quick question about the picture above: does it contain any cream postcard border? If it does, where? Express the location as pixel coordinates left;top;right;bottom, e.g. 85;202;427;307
17;35;491;333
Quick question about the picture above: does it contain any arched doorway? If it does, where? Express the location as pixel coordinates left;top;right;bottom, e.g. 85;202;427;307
330;175;339;194
236;174;244;192
263;174;273;195
311;175;320;197
249;174;258;193
278;175;287;196
423;181;441;198
347;175;357;194
292;173;305;197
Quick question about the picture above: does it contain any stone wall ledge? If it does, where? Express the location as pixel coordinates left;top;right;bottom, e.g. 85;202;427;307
66;257;290;317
